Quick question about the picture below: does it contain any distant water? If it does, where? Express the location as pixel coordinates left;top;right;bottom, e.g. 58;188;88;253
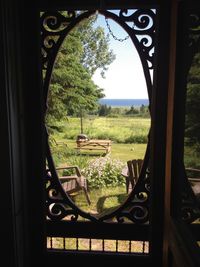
99;98;149;107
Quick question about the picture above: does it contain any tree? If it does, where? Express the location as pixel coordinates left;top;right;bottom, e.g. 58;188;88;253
125;105;139;115
185;52;200;152
78;15;116;78
46;14;115;131
98;104;111;116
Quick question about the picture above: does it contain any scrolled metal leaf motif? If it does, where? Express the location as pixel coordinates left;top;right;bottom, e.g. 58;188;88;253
189;12;200;34
46;170;80;221
181;183;200;223
41;11;77;81
115;168;150;224
119;9;155;70
180;10;200;224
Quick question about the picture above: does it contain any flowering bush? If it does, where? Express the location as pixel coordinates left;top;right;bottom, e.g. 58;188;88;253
82;156;126;189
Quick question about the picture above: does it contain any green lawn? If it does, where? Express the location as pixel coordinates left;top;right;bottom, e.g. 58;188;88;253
53;139;147;163
71;185;128;218
55;116;150;144
50;115;149;165
48;115;199;217
49;115;148;216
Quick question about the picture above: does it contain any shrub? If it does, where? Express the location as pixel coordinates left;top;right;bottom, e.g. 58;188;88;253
82;156;126;189
67;155;90;170
124;134;148;144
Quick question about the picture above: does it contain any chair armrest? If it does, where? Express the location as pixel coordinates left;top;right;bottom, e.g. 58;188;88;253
121;166;129;177
55;166;82;177
186;168;200;173
59;175;78;183
188;178;200;183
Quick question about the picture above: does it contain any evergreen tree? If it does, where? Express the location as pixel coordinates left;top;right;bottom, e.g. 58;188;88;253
125;105;139;115
46;14;115;131
98;104;111;116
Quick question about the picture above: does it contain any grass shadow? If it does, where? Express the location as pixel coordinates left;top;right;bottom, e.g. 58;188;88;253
96;193;127;216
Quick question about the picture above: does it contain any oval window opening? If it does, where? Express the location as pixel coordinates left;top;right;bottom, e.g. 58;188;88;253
46;12;151;218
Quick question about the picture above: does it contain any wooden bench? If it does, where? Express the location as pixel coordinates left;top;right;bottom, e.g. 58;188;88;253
76;139;111;154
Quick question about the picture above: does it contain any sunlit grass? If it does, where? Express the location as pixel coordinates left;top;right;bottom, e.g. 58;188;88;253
59;116;150;143
71;185;128;216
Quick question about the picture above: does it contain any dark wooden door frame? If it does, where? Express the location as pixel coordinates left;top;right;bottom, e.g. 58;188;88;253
1;0;179;266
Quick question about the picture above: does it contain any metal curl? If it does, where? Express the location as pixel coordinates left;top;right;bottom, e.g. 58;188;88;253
145;182;150;192
189;13;200;31
137;15;150;29
130;205;149;224
70;213;79;221
116;215;125;223
47;202;79;221
48;203;67;220
134;10;155;30
120;9;155;31
43;37;56;49
42;12;74;33
116;205;149;224
119;9;129;17
135;192;148;202
181;207;194;223
48;188;62;200
43;15;64;32
139;36;152;47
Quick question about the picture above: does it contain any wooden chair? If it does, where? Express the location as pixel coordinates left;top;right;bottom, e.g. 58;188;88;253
186;167;200;200
55;166;91;205
121;159;143;193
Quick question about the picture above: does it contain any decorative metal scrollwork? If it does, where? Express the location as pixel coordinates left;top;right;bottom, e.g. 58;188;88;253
41;11;76;70
41;9;156;223
180;10;200;224
181;171;200;223
46;170;79;221
119;9;155;70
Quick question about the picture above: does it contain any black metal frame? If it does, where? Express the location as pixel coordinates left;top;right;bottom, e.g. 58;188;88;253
172;1;200;224
43;9;155;224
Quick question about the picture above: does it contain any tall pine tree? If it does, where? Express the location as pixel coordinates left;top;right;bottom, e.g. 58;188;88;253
46;15;115;132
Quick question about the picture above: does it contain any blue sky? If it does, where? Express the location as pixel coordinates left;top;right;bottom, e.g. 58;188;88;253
92;14;148;99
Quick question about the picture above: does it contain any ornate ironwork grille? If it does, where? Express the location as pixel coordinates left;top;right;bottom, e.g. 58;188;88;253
180;8;200;231
41;8;156;254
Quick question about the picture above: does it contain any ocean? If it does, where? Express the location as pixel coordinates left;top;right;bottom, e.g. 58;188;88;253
99;98;149;107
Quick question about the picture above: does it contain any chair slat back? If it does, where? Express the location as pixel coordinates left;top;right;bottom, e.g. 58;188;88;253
127;159;143;186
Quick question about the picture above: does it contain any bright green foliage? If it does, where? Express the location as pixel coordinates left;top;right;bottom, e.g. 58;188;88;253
78;15;116;77
46;15;115;132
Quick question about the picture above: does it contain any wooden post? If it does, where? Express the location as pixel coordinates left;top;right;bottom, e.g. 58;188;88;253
80;109;83;134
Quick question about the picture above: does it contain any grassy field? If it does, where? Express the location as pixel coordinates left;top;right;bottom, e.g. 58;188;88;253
51;115;150;163
55;116;151;144
50;116;199;167
48;115;199;217
48;116;149;215
52;139;147;163
47;115;199;251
